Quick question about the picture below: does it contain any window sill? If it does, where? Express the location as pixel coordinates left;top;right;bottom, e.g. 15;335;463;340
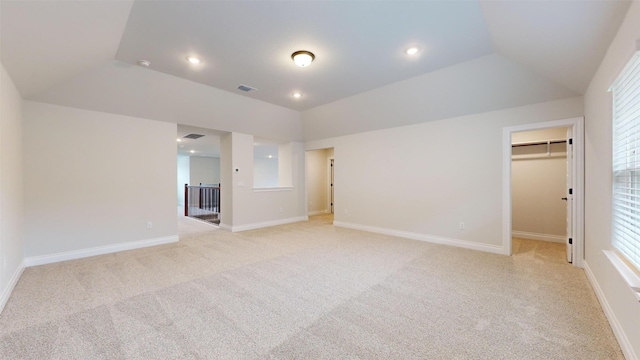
603;250;640;302
252;187;294;192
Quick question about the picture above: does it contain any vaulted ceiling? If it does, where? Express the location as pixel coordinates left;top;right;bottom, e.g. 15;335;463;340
0;0;632;113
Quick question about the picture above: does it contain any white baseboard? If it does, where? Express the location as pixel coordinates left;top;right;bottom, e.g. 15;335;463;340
0;260;25;315
584;261;638;360
230;216;308;232
24;235;179;267
333;221;503;255
512;231;565;243
219;223;232;231
307;210;328;216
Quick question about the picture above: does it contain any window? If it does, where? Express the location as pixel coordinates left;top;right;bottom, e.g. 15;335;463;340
612;51;640;272
252;137;293;189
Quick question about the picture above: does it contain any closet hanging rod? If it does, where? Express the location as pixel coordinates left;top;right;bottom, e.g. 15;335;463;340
512;139;567;147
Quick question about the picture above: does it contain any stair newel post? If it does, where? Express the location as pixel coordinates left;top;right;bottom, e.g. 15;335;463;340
184;184;189;216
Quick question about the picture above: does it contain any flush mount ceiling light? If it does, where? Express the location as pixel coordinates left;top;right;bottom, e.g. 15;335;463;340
186;56;201;65
292;92;302;98
137;60;151;67
291;50;315;67
405;47;419;55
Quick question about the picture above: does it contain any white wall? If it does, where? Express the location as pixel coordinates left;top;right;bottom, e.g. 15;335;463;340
220;133;233;226
224;132;306;230
305;97;583;252
253;157;279;188
23;101;178;258
278;142;293;187
0;63;24;313
177;154;190;206
511;128;568;240
189;156;219;185
583;1;640;358
306;149;329;214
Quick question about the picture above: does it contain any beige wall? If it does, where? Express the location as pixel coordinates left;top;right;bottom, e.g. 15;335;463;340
23;101;178;257
177;155;189;206
511;128;568;239
254;157;278;188
305;97;583;250
0;63;24;312
189;156;219;185
306;149;330;214
220;132;306;230
583;1;640;357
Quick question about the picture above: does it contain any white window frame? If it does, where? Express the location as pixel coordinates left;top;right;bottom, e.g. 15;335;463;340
610;50;640;301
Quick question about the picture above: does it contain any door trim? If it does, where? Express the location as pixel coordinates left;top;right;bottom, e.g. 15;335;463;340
327;157;334;214
502;117;585;267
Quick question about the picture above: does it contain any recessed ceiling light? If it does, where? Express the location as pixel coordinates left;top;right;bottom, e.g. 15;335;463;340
190;150;195;153
292;92;302;98
291;50;315;67
268;155;273;158
406;47;419;55
176;138;181;142
186;56;201;65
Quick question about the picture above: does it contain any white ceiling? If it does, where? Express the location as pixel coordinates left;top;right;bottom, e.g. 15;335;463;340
0;0;133;97
480;0;632;94
0;0;632;112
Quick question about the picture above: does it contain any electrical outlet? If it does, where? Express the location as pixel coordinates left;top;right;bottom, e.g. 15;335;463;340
147;221;153;229
459;222;465;230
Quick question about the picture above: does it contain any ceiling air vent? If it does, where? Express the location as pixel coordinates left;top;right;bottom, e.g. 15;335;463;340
183;134;205;139
237;84;258;93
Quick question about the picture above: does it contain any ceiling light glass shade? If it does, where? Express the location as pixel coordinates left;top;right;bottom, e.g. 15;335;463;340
291;51;315;67
187;56;201;64
406;47;419;55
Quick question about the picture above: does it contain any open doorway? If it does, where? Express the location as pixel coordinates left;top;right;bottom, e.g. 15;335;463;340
177;125;227;233
305;148;334;221
511;127;570;263
503;117;584;267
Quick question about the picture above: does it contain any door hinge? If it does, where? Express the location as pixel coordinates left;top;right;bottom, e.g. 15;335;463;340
569;138;573;145
568;238;573;245
569;188;573;195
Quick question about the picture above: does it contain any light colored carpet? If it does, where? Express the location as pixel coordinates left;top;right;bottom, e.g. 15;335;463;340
0;215;623;359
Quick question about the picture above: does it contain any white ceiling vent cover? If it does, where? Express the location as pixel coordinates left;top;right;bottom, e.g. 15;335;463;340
237;84;258;93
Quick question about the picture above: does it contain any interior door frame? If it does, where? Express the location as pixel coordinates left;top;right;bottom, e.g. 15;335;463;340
502;117;585;267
